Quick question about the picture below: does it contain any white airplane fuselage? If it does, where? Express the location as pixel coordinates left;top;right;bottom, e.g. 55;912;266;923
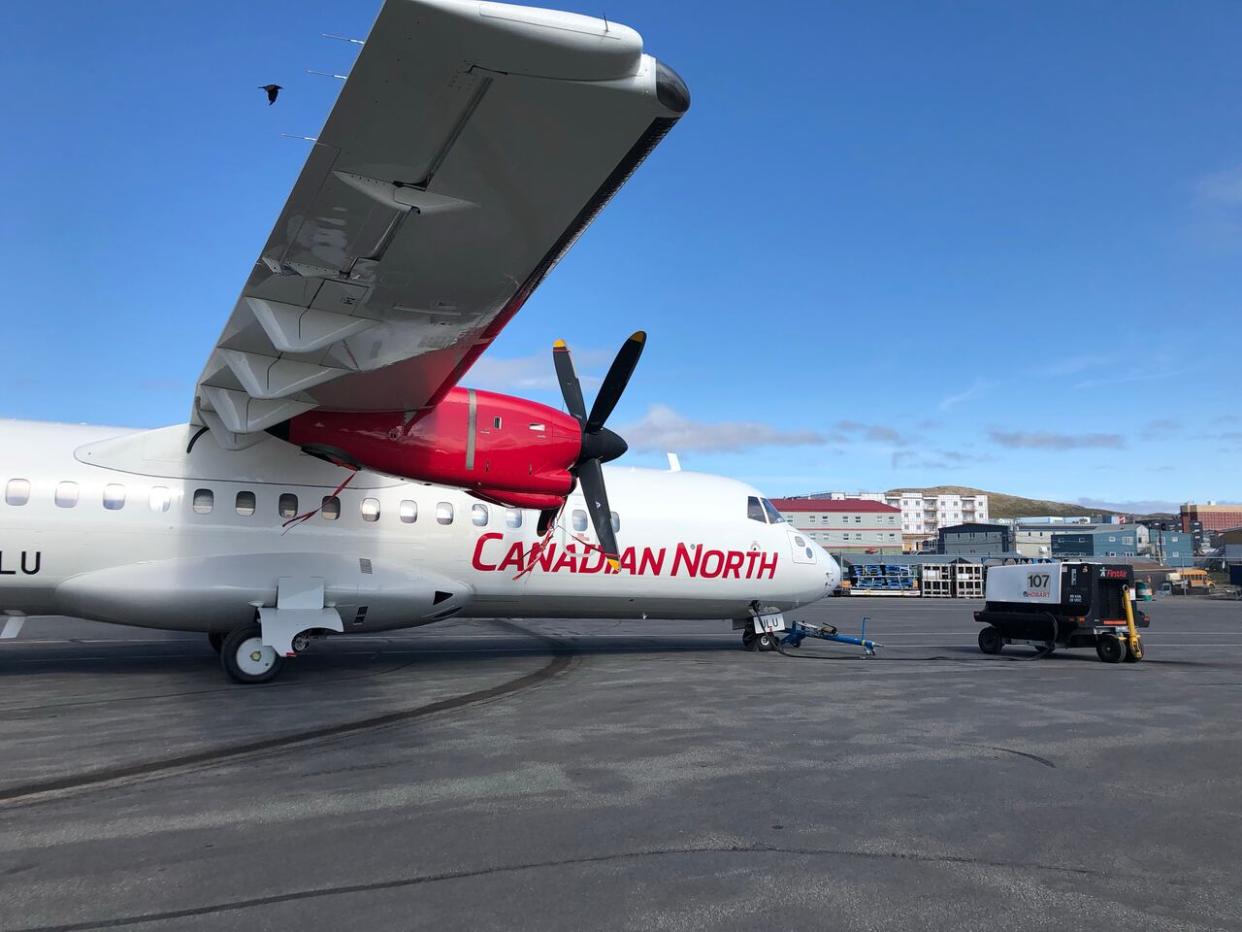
0;419;839;636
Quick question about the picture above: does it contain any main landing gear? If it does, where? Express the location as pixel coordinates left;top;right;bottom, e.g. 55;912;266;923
220;623;284;684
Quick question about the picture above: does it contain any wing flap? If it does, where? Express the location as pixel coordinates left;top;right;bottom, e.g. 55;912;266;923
194;0;688;447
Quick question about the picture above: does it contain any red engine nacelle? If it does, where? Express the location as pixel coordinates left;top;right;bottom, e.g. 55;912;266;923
275;388;584;510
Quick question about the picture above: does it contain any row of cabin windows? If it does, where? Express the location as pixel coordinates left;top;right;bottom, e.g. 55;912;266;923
3;478;621;532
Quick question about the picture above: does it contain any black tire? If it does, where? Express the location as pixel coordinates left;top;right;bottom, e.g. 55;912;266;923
757;632;778;652
207;632;225;655
742;629;757;652
1095;635;1126;664
220;624;284;684
978;626;1004;655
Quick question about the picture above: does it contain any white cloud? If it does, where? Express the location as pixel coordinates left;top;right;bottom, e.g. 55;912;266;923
620;404;832;453
938;379;991;411
834;420;912;446
1197;165;1242;207
465;350;608;394
988;428;1126;450
892;449;996;470
1072;368;1185;391
1077;497;1180;514
1191;165;1242;248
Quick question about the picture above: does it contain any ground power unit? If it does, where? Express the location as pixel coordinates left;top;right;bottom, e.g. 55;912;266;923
974;562;1149;662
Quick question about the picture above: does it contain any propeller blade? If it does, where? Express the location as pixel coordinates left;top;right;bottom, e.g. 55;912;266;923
586;331;645;433
552;339;587;425
575;457;620;570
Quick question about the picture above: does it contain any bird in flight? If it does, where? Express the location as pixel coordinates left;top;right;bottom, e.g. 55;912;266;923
259;84;283;105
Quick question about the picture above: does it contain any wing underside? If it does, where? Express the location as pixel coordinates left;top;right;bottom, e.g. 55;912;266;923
193;0;688;448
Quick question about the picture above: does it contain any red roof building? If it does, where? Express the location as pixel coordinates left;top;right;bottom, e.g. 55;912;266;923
770;498;903;554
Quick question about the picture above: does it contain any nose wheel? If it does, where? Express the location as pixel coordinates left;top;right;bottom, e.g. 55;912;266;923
741;629;778;652
220;623;284;684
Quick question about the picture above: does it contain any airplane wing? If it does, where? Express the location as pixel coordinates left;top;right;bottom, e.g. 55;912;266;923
192;0;689;448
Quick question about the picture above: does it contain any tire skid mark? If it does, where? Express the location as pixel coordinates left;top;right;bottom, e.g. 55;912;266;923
5;842;1204;932
0;622;573;806
961;743;1057;769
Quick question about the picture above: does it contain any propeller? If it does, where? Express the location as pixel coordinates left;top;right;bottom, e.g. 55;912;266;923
545;331;646;569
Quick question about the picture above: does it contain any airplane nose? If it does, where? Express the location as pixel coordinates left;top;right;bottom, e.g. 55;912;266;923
800;540;840;602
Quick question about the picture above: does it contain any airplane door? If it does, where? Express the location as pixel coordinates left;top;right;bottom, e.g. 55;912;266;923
788;530;816;564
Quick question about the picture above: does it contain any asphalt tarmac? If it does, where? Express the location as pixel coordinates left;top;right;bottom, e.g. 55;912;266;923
2;597;1241;931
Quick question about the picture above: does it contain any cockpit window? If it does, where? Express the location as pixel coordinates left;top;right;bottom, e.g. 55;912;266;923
762;499;785;524
747;496;766;523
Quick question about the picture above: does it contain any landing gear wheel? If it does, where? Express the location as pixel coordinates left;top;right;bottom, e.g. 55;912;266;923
756;632;778;652
742;629;757;651
220;624;283;684
207;632;225;655
1095;635;1127;664
1123;638;1143;663
978;626;1004;655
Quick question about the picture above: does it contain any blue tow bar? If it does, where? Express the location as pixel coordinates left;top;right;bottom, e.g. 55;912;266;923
780;618;880;656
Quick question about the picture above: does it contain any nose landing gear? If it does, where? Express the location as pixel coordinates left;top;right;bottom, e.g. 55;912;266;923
742;629;779;652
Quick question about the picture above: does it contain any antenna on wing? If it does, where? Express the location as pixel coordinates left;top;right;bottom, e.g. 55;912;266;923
307;69;348;81
602;12;610;32
321;33;365;45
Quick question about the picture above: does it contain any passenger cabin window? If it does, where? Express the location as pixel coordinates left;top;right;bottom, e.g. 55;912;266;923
748;496;766;523
55;481;79;508
436;502;454;525
5;479;30;506
505;508;522;529
572;509;588;533
278;494;298;519
399;500;418;524
192;489;214;514
149;486;172;512
235;491;256;516
321;496;340;520
471;503;488;526
762;499;785;524
361;498;380;522
611;511;620;533
102;484;126;511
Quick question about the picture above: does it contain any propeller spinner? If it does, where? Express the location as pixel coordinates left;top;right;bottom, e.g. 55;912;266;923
543;331;646;569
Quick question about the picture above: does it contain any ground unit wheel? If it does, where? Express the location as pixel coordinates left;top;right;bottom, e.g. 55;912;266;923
1095;635;1127;664
756;632;778;652
978;626;1004;655
220;624;283;684
1124;638;1144;663
207;632;225;655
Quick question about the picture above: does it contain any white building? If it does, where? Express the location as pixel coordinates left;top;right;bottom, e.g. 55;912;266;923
804;490;989;551
884;491;989;542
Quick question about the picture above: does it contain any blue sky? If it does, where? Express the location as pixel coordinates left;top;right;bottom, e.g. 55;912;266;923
2;0;1239;509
